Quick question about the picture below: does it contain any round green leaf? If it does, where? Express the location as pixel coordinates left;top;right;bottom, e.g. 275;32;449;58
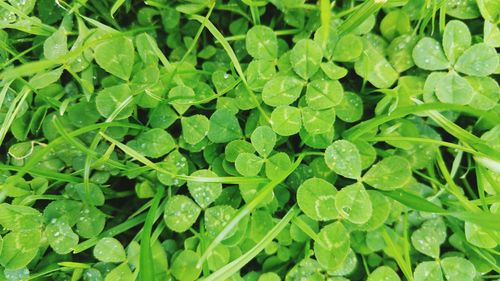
363;156;412;190
208;109;242;143
306;79;344;110
94;36;135;80
247;60;276;91
412;37;449;70
332;34;363;62
368;266;401;281
0;230;41;270
104;263;133;281
129;128;175;158
164;195;201;232
270;106;302;136
157;150;189;186
262;76;303;106
265;152;292;180
235;153;263;177
225;140;255;162
246;25;278;60
455;43;499;76
443;20;471;63
171;250;201;281
357;191;390;231
335;182;372;224
380;10;411;40
168;85;195;115
93;237;126;263
76;206;106;239
354;40;399;89
301;107;335;134
335;91;363;123
45;219;78;254
290;39;323;80
96;84;134;120
297;177;338;221
411;218;447;258
187;170;222;209
181;114;209;145
324;140;362;180
314;222;350;271
435;71;473;105
251;126;276;158
440;257;476;281
464;222;497;248
414;261;443;281
204;205;237;238
466;76;500;110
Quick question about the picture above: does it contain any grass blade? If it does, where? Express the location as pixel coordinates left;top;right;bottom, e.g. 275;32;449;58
204;205;300;281
140;186;164;281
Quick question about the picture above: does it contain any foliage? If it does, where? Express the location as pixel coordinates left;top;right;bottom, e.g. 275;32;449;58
0;0;498;280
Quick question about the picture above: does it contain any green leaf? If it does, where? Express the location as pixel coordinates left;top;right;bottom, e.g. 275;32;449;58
95;84;134;120
76;206;106;239
363;156;412;190
187;170;222;208
29;67;63;89
94;36;135;80
412;37;450;71
208;109;242;143
354;39;399;89
164;195;201;232
301;107;336;134
335;182;372;224
245;25;278;60
204;205;242;241
168;85;195;115
484;20;500;48
335;91;363;123
332;34;363;62
235;153;263;177
306;79;344;110
181;115;209;145
247;60;276;91
357;190;390;231
290;39;323;80
43;28;67;59
225;140;255;162
367;266;401;281
324;140;362;180
320;61;348;80
466;76;500;110
455;43;499;76
262;76;303;106
297;177;338;221
410;218;447;258
414;261;443;281
464;222;497;248
93;238;126;263
0;230;41;270
380;10;411;40
314;222;350;271
251;126;276;158
270;106;302;136
128;128;175;158
440;257;476;281
435;71;474;105
45;219;79;255
443;20;471;63
105;262;133;281
265;152;292;180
